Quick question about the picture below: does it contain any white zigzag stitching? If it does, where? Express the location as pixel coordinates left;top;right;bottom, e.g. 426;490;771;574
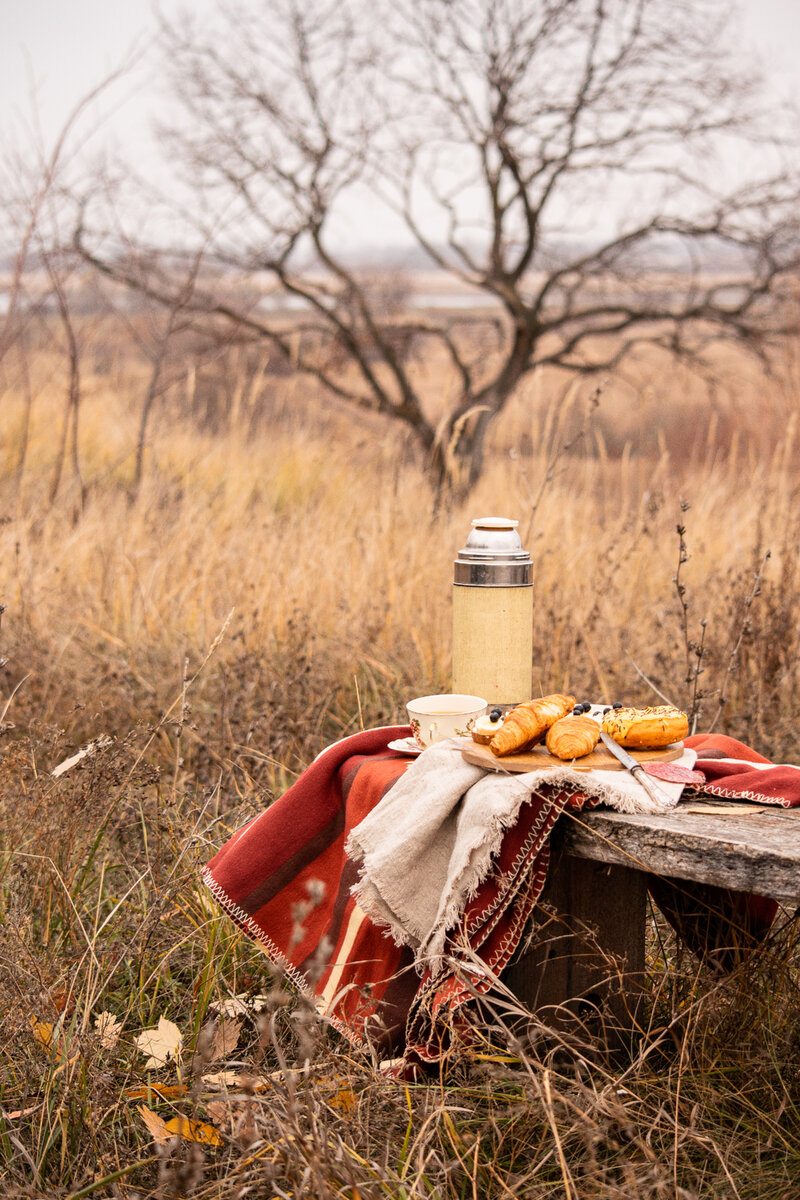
464;787;570;940
699;784;792;808
200;866;369;1050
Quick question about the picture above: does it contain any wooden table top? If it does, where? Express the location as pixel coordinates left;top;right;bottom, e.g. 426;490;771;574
558;802;800;905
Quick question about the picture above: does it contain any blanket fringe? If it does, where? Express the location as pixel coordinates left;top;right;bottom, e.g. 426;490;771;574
349;874;419;951
417;785;533;972
346;742;686;980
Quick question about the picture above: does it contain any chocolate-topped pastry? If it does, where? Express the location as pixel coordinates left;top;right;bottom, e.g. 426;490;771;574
601;704;688;749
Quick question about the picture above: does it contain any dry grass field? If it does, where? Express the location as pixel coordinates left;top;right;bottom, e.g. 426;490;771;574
1;322;799;1197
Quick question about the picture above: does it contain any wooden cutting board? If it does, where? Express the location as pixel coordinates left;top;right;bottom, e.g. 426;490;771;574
462;740;684;773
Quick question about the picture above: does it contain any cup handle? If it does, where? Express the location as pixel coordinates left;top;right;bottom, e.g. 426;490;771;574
428;721;438;744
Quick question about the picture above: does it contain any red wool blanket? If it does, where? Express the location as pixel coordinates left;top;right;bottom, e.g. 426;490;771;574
202;727;799;1068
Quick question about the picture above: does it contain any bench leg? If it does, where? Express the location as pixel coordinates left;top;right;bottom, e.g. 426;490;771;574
502;848;648;1045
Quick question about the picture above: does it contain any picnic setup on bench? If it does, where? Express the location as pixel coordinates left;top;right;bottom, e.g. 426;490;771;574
202;518;800;1077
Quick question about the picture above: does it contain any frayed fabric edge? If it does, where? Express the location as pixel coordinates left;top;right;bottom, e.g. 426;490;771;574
347;762;678;978
416;786;537;974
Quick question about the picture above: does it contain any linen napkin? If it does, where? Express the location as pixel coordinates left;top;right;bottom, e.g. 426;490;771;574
346;737;697;974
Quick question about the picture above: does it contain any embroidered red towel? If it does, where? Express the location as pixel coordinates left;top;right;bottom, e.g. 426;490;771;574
202;727;798;1067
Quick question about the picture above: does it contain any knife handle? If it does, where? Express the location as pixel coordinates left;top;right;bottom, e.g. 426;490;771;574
632;765;677;809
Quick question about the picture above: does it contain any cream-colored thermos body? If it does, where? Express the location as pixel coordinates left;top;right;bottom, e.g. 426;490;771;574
452;517;533;707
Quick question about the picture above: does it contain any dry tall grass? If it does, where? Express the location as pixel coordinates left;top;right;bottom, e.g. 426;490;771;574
1;330;799;1197
4;335;800;766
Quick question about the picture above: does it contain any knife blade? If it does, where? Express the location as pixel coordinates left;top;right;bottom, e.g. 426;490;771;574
599;732;677;809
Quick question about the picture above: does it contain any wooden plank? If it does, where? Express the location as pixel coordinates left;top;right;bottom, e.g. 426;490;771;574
502;850;647;1043
462;740;683;773
558;804;800;904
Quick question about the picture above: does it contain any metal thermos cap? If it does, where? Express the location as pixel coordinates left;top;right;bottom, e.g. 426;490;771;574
454;517;533;587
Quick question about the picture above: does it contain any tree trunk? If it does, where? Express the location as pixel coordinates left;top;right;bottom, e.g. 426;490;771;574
133;311;177;500
429;327;537;495
429;404;497;497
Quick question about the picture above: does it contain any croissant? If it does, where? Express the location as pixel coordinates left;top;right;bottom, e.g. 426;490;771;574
545;715;601;760
490;693;575;757
601;704;688;749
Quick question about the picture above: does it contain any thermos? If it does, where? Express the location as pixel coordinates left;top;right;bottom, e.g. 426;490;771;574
452;517;533;707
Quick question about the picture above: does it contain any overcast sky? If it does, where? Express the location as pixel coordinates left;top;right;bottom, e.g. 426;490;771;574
4;0;798;132
3;1;205;155
2;0;799;249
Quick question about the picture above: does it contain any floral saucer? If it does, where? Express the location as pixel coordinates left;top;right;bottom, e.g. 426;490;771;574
387;737;424;755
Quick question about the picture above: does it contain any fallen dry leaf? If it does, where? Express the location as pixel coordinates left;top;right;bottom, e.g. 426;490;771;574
315;1071;360;1113
135;1016;183;1069
209;994;271;1017
205;1098;259;1147
48;987;75;1016
123;1083;189;1101
328;1085;358;1114
138;1104;172;1146
165;1116;224;1148
30;1017;56;1051
29;1015;78;1067
51;734;113;778
202;1070;268;1092
682;800;766;815
210;1016;242;1062
201;1070;240;1089
94;1011;123;1050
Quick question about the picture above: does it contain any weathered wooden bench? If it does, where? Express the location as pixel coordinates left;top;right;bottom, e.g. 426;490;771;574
503;801;800;1034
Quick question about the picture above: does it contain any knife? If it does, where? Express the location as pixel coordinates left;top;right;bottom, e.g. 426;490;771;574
599;732;678;809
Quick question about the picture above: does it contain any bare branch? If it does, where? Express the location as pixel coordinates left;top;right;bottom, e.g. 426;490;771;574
67;0;800;492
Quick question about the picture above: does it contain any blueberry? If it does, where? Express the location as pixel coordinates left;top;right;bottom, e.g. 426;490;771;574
489;707;502;722
572;706;582;715
580;702;592;713
612;702;623;709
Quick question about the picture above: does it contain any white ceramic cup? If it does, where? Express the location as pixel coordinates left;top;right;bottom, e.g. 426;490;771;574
406;694;487;749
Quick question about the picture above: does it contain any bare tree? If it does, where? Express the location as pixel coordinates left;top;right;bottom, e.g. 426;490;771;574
44;246;85;508
75;0;800;491
1;66;133;502
132;247;208;498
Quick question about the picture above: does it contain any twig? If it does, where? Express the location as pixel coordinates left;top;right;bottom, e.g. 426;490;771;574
673;506;708;730
354;674;364;731
516;377;605;546
706;549;771;735
623;653;676;707
172;654;191;794
0;671;31;727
